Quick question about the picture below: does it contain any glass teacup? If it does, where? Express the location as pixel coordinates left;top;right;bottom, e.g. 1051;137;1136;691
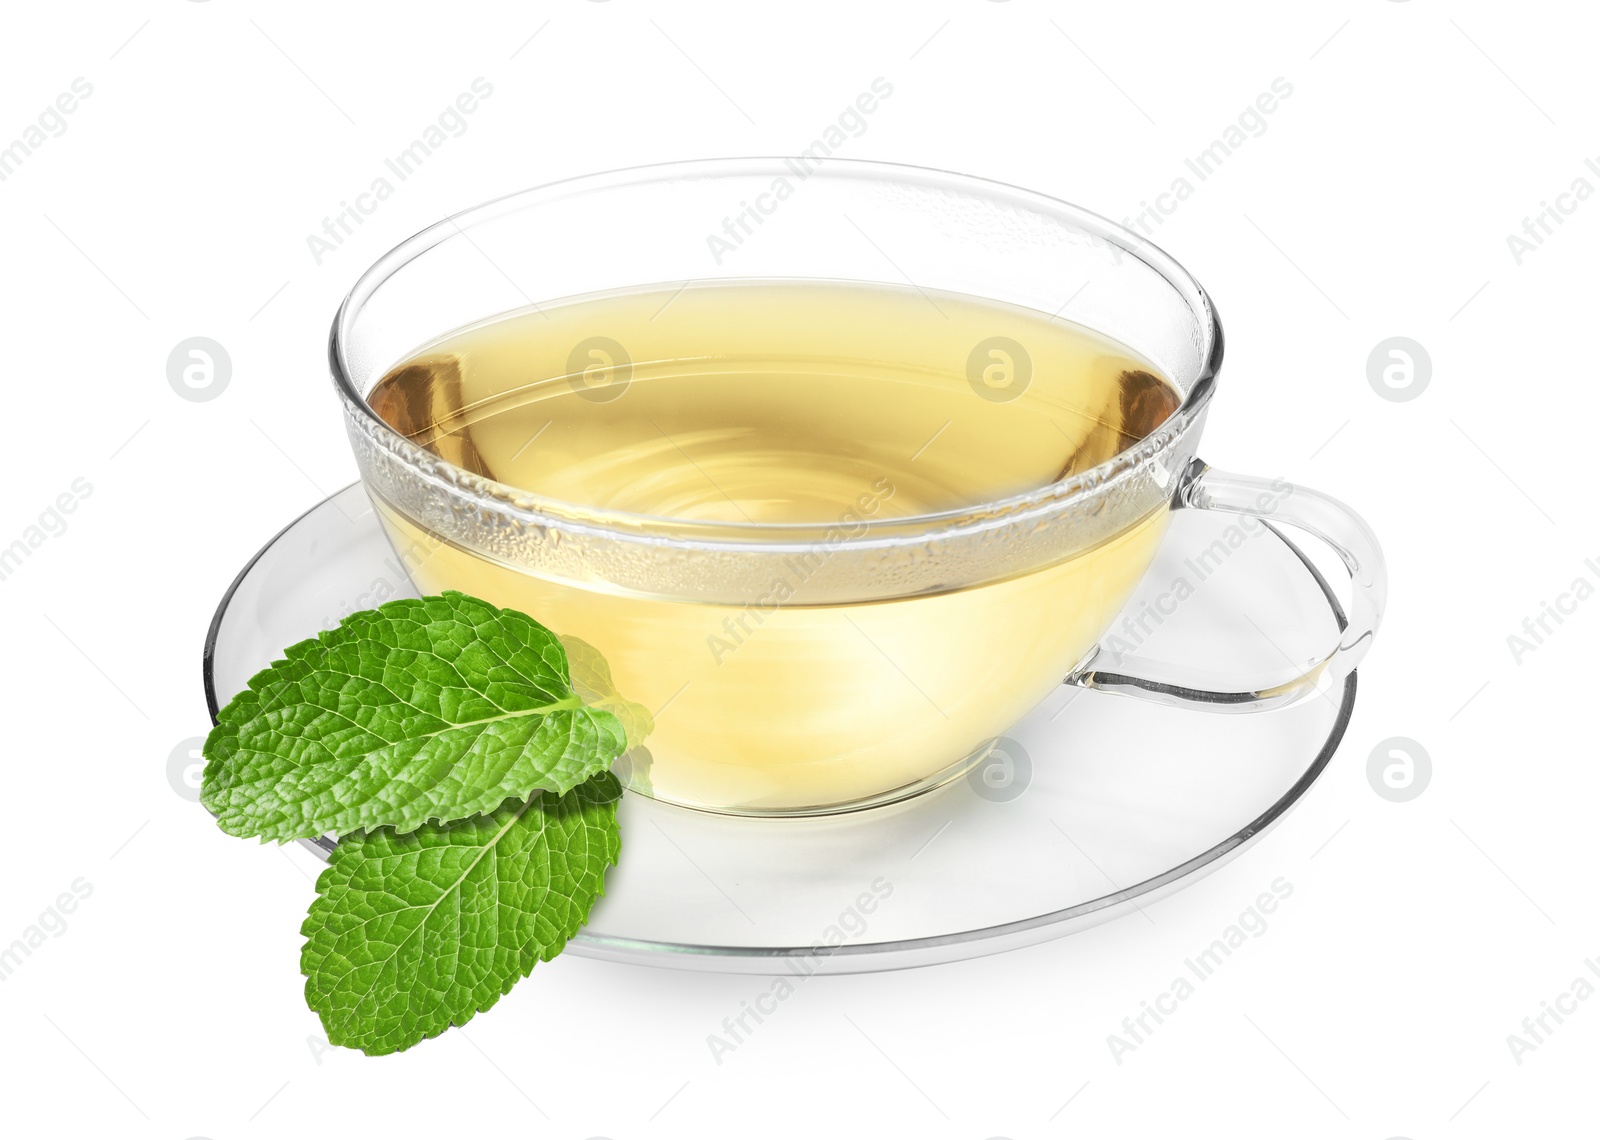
331;159;1385;816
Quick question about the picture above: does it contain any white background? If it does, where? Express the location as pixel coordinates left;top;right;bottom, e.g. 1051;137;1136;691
1;1;1595;1136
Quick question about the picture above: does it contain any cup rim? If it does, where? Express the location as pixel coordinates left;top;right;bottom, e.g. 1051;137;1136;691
329;156;1223;550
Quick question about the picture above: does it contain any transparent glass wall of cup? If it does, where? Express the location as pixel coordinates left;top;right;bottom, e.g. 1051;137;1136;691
331;159;1385;817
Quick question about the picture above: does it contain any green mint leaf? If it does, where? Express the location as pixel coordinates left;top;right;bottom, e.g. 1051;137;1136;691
614;744;654;796
560;634;654;750
301;773;621;1056
201;592;627;842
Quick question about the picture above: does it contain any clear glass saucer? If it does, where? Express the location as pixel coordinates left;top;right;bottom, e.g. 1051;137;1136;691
204;484;1355;975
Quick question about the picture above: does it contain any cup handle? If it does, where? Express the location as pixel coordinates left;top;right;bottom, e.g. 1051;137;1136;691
1064;459;1387;712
